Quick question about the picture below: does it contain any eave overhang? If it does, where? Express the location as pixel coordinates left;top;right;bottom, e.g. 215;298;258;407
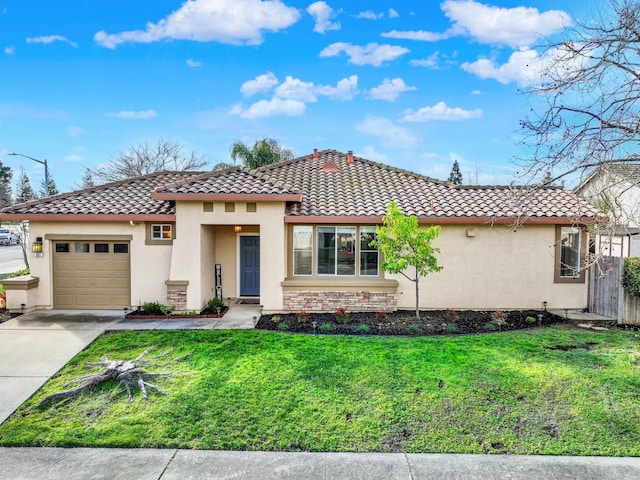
284;215;599;225
0;214;176;222
151;193;303;202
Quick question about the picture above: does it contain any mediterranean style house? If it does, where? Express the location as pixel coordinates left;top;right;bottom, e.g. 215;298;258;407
0;149;600;314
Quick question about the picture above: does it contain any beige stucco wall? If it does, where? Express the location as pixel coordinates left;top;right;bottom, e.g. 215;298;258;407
27;221;170;309
393;224;587;310
169;201;286;311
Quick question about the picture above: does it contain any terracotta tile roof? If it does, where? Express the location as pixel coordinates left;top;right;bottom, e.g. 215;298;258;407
1;171;196;217
0;150;600;222
153;167;300;196
256;150;600;220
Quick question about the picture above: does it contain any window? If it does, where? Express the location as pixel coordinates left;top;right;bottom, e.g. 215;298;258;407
75;243;90;253
555;226;584;283
317;226;356;276
55;242;69;253
94;243;109;253
360;227;378;276
114;243;129;254
293;226;312;275
151;224;172;240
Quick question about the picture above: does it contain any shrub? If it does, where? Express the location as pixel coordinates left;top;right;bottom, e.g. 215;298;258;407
622;257;640;297
406;324;420;334
319;323;333;332
491;310;508;331
297;311;309;324
375;311;388;321
334;307;350;324
142;301;173;316
444;309;459;322
271;314;282;324
276;322;290;331
483;322;496;331
446;323;458;333
525;316;537;324
207;297;226;311
355;324;371;334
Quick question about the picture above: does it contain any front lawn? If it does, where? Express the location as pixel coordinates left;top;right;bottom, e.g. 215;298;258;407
1;326;639;455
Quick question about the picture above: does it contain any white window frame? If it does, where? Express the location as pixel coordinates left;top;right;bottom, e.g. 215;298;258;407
151;224;173;241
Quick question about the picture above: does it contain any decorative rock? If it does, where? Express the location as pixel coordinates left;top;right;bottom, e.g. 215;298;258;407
577;324;593;330
590;326;609;332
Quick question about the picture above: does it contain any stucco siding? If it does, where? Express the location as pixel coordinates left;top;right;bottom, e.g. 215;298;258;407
393;224;586;310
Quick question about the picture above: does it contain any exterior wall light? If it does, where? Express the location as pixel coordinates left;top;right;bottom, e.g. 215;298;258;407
234;225;242;233
32;237;43;257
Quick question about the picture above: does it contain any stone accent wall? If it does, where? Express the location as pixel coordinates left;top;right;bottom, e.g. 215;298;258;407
166;280;189;311
283;290;397;313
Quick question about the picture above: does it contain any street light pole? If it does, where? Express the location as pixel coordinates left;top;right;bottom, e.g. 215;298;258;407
8;152;49;196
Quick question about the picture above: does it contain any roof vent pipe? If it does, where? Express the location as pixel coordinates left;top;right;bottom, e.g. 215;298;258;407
347;150;353;165
312;148;318;160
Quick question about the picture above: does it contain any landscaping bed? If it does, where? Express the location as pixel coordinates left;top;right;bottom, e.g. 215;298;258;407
256;309;563;335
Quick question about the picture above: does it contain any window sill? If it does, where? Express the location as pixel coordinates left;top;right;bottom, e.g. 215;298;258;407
282;277;398;291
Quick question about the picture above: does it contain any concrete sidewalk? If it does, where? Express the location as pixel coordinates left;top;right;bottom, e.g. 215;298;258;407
1;448;639;480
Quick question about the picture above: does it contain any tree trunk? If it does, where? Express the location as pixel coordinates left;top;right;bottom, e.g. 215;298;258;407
415;268;420;320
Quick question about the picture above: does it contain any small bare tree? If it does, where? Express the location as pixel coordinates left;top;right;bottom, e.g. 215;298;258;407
90;138;209;183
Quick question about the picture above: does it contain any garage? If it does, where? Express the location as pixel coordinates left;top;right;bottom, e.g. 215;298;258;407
53;240;131;309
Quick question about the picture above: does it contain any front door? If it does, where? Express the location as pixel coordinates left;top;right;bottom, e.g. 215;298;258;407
240;236;260;296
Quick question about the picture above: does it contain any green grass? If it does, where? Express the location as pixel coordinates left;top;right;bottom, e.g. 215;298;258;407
1;326;640;455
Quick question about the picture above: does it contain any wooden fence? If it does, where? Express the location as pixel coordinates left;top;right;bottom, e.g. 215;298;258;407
589;256;640;324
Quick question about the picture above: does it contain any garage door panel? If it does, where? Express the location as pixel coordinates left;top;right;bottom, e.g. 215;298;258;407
53;241;130;309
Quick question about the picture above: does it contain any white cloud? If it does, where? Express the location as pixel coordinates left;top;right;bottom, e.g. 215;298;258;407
94;0;300;48
233;74;359;117
4;45;15;55
64;154;84;162
401;102;482;122
382;0;569;48
319;42;409;66
441;0;570;48
241;72;279;97
359;145;388;163
461;47;543;86
186;59;202;67
315;75;358;100
381;27;459;42
307;1;340;34
275;76;318;102
26;35;78;48
67;126;84;137
356;115;418;148
368;78;416;102
410;51;441;68
388;8;399;18
107;110;158;119
356;11;383;20
470;89;482;95
238;98;306;118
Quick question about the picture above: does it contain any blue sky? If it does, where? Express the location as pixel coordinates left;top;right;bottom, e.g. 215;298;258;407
0;0;597;193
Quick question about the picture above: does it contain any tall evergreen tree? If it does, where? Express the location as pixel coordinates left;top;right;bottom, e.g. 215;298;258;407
40;173;59;197
78;169;95;189
14;168;37;204
447;160;463;185
0;161;13;209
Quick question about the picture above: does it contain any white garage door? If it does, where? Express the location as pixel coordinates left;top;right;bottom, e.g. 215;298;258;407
53;240;131;309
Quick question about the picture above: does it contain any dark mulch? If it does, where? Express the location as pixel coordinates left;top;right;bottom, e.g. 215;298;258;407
255;309;564;336
0;309;21;324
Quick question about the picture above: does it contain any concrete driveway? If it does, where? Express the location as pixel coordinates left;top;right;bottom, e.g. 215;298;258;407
0;310;124;424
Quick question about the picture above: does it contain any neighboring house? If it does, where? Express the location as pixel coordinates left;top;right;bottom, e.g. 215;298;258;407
0;149;599;314
575;163;640;257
